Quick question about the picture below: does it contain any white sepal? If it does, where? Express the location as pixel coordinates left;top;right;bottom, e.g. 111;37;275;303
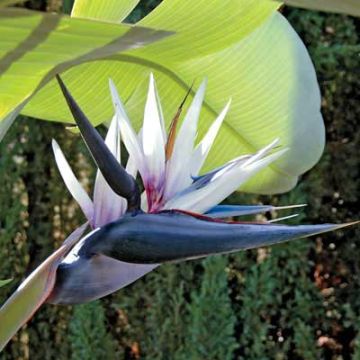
191;99;231;176
164;79;207;199
164;142;287;214
109;79;145;176
142;74;165;190
52;139;94;224
93;116;126;228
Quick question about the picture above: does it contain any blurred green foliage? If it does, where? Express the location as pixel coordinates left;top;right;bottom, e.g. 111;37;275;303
70;301;116;360
0;2;359;359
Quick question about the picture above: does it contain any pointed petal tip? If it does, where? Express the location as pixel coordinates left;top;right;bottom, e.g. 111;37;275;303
199;77;208;90
241;138;283;168
275;204;307;210
220;99;231;116
333;220;360;230
189;78;207;98
109;80;130;123
299;220;359;238
268;146;289;160
147;72;157;96
109;79;116;94
109;79;121;108
268;214;299;223
291;221;358;241
273;137;281;144
245;147;288;171
266;137;281;149
108;78;116;92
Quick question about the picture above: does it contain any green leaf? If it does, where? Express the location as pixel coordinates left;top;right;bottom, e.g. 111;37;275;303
23;0;323;194
0;7;170;141
72;0;140;22
278;0;360;17
0;279;12;288
0;224;87;352
1;1;326;194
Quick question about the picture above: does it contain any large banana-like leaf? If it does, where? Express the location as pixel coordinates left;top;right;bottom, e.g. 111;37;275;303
0;224;87;351
66;0;360;20
278;0;360;17
0;7;170;140
22;0;324;194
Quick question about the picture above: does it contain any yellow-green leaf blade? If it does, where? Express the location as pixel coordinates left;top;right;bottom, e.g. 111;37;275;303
0;7;170;140
133;0;280;62
22;2;324;194
72;0;140;22
22;0;281;124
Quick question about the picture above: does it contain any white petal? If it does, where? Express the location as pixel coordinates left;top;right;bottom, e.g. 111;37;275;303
109;78;131;121
153;77;167;142
142;74;165;189
52;139;94;223
190;99;231;176
164;142;287;214
105;115;121;161
93;116;126;227
93;172;127;228
109;79;145;175
241;138;280;167
125;155;137;178
164;79;207;199
141;191;148;212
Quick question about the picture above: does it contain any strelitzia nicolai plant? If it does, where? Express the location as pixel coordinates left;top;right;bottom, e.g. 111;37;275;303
0;74;357;351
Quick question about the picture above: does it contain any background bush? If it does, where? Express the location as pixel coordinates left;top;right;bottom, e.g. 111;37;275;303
0;1;359;359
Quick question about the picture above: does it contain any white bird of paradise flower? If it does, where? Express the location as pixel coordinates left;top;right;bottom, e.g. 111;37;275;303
45;74;356;305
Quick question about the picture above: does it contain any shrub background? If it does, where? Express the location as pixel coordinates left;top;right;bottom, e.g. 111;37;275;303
0;1;359;359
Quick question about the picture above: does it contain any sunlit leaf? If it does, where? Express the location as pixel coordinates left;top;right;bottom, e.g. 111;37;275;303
0;7;170;141
72;0;140;22
0;224;87;352
23;0;323;194
0;279;12;288
278;0;360;17
0;0;326;194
